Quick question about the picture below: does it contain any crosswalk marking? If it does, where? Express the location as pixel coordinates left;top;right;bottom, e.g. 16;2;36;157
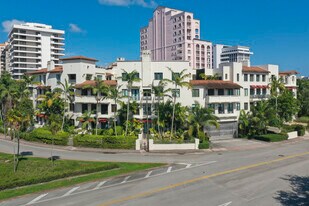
167;166;172;173
94;181;107;190
26;193;48;205
121;176;131;183
62;187;80;197
145;171;153;178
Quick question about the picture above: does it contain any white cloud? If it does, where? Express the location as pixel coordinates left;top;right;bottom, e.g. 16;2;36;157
69;23;83;33
98;0;157;8
2;19;25;32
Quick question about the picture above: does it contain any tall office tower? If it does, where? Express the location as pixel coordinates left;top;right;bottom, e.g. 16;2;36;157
8;22;65;79
140;6;212;69
213;44;253;68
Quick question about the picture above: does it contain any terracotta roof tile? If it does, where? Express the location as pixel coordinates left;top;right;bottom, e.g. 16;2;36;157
25;66;63;75
190;80;242;89
242;66;270;73
279;70;299;75
61;56;98;62
75;80;117;88
49;66;63;73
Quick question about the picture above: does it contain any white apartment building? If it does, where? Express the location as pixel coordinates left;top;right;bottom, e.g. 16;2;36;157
0;42;9;75
27;51;297;139
140;6;212;69
213;44;253;68
8;22;65;79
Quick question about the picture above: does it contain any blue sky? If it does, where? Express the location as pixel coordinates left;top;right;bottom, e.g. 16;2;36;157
0;0;308;75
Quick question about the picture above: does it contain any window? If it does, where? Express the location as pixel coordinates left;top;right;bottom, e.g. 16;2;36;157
235;89;240;96
82;104;88;113
218;104;225;114
208;104;215;113
250;74;254;81
225;73;228;80
262;75;266;82
97;75;103;80
195;29;199;34
244;88;248;96
237;73;240;81
218;89;224;96
172;72;180;81
101;104;108;114
244;103;249;110
91;104;96;113
262;88;267;95
111;104;117;112
228;103;233;113
143;104;151;115
154;72;163;80
227;89;233;95
250;88;255;95
56;74;61;82
244;74;248;82
192;89;199;97
236;103;240;111
122;89;128;97
132;89;140;100
143;89;151;97
122;73;128;81
86;74;92;80
257;88;261;95
256;75;260;82
172;89;180;97
208;89;215;96
81;89;88;96
68;74;76;82
69;103;74;112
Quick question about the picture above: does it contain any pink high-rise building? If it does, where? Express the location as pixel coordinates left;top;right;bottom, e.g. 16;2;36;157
140;6;212;69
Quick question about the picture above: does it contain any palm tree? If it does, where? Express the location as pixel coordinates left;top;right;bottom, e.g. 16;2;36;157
78;112;94;134
37;90;64;119
238;110;250;137
251;101;270;135
83;78;109;135
107;85;123;136
269;76;286;116
187;102;219;141
58;79;75;131
164;68;191;139
121;70;141;136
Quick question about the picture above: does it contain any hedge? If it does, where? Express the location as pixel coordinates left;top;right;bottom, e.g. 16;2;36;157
73;135;136;149
282;124;306;137
253;133;288;142
21;128;69;146
198;141;209;149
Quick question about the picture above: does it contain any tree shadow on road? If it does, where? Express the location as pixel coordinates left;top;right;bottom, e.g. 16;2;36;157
274;175;309;206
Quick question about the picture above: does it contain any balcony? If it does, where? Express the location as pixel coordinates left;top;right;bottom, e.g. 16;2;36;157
250;94;270;100
206;95;241;103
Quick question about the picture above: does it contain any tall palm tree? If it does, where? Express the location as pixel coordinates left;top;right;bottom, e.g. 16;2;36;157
58;79;75;131
83;77;109;135
107;85;123;136
251;101;270;135
121;70;141;136
268;76;286;116
187;102;219;140
164;68;191;139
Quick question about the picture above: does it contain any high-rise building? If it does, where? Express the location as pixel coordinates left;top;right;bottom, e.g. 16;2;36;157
8;22;65;79
213;44;253;68
140;6;212;69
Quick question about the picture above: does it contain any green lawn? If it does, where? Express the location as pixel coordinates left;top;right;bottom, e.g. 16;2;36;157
0;153;163;200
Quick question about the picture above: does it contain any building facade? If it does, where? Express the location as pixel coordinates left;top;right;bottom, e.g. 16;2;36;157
0;42;9;75
8;22;65;79
140;6;212;69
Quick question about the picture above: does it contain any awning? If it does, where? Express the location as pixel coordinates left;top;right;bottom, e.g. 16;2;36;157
99;118;108;123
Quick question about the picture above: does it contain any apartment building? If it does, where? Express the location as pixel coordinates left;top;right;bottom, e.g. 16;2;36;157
140;6;212;69
213;44;253;69
0;42;9;74
8;22;65;79
27;51;297;139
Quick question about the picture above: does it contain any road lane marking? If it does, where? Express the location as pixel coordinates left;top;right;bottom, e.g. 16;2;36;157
62;187;80;197
185;164;192;168
218;201;232;206
26;193;48;205
98;151;309;206
145;171;152;178
166;166;172;173
121;176;131;184
94;181;107;190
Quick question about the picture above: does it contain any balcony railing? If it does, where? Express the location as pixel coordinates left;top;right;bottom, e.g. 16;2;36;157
250;94;270;99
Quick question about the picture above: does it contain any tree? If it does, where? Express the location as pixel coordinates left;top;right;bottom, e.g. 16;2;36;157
164;68;191;139
107;85;123;136
250;101;271;135
275;90;300;122
83;78;109;135
187;103;219;141
48;114;62;166
78;112;94;134
199;73;220;80
37;90;64;118
297;79;309;117
238;110;250;137
269;76;286;116
58;79;75;131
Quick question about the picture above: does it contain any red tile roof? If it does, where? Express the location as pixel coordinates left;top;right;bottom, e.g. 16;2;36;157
242;66;270;73
279;70;299;75
190;80;242;89
25;66;63;75
61;56;98;62
75;80;117;88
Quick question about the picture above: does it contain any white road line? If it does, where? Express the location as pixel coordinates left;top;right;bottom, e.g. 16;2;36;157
121;176;131;183
93;181;107;190
145;171;153;178
166;166;172;173
185;164;192;168
62;187;80;197
26;193;48;205
218;201;232;206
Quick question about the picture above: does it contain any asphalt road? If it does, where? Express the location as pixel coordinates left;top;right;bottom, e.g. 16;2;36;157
0;137;308;206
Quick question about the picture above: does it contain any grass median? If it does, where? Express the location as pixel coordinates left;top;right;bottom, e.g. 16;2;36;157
0;152;164;201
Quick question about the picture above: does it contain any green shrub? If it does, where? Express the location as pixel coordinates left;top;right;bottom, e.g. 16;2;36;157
73;135;136;149
297;116;309;123
253;133;288;142
115;126;124;135
22;128;69;145
198;141;209;149
294;125;306;136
